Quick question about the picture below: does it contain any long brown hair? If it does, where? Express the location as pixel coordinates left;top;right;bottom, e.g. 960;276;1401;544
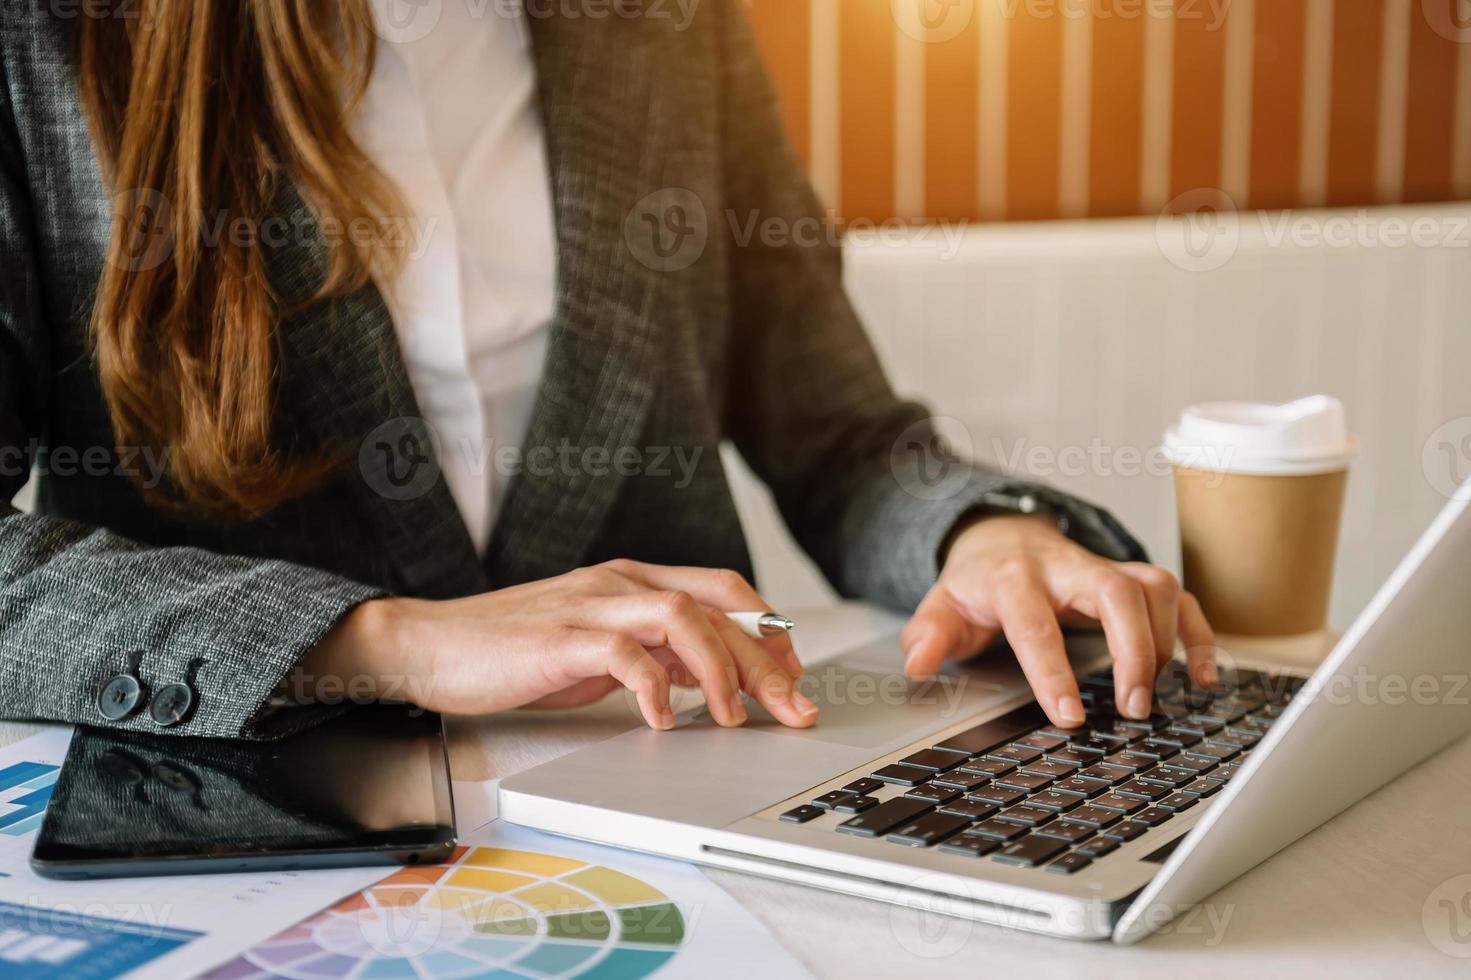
77;0;402;519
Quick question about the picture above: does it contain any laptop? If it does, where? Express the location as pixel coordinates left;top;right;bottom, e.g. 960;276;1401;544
500;483;1471;944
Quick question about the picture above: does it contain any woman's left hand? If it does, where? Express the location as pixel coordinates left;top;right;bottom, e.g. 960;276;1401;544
902;514;1216;728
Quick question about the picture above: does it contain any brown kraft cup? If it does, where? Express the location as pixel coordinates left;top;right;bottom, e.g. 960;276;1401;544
1174;466;1349;637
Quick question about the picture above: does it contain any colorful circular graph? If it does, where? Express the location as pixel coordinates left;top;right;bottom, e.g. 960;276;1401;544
208;847;687;980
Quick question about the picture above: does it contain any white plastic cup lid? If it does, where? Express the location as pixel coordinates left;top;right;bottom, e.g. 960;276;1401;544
1162;395;1358;476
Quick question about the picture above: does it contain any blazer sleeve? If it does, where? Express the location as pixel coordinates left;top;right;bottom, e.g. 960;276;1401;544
714;1;1145;612
0;63;383;740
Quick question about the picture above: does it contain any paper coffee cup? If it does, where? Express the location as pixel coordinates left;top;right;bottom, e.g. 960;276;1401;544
1163;396;1356;637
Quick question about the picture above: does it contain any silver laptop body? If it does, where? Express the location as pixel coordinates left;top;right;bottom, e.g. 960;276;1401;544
500;485;1471;943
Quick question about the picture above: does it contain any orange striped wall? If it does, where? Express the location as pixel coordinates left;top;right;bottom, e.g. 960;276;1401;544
742;0;1471;222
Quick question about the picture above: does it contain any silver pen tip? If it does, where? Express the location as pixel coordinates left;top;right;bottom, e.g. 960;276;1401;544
760;614;795;633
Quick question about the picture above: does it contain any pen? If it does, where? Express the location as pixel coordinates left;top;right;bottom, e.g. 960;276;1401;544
728;611;796;639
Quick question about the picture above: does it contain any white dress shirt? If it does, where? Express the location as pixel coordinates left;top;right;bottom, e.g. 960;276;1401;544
355;0;558;552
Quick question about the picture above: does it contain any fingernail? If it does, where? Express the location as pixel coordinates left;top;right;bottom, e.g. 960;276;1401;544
1197;663;1219;688
1057;696;1085;726
1126;687;1152;720
728;692;748;724
658;708;675;730
790;690;818;717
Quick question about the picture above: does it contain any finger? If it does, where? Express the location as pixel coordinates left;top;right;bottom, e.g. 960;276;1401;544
709;611;818;728
569;593;747;727
600;560;802;678
649;649;699;687
562;631;673;730
901;585;995;680
1178;591;1218;688
991;566;1086;728
1085;571;1157;720
1119;564;1181;674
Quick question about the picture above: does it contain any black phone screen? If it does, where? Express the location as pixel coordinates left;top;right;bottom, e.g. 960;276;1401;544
30;704;456;879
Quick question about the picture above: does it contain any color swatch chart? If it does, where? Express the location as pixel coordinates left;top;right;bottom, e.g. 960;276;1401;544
208;846;688;979
0;761;59;840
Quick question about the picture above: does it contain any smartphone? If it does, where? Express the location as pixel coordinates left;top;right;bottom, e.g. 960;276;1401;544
30;703;456;880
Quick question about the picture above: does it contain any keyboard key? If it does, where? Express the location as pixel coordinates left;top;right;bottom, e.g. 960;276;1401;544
994;772;1052;793
969;818;1030;842
1061;805;1122;829
888;812;972;847
933;704;1047;755
900;748;969;772
1079;763;1133;785
958;758;1014;778
993;835;1069;868
905;785;962;806
1103;751;1155;771
1047;853;1094;875
843;778;884;796
872;764;931;787
780;805;824;824
1183;713;1227;733
1114;779;1169;801
1016;733;1067;752
1211;731;1259;750
1019;760;1075;779
1182;777;1225;798
986;744;1044;766
1102;821;1148;842
834;795;880;813
835;798;934;837
1185;743;1240;763
1091;793;1146;815
1159;750;1217;776
968;786;1026;808
938;833;1002;857
930;769;991;792
1037;724;1087;740
1052;775;1111;798
1075;836;1119;858
1131;806;1174;827
995;804;1056;827
1216;762;1243;780
1091;721;1144;742
1042;748;1094;767
1139;765;1201;786
813;791;858;810
1027;790;1085;812
1150;730;1201;749
1168;720;1213;739
1131;740;1180;760
1157;793;1198;812
938;799;999;821
1034;821;1094;845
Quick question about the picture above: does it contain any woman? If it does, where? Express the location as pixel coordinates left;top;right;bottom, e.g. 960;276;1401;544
0;0;1213;740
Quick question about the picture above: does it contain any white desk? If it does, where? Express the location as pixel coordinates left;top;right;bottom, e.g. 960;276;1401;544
5;603;1470;978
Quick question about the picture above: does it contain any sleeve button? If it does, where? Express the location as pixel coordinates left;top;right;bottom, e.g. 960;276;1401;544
149;682;196;728
96;674;144;721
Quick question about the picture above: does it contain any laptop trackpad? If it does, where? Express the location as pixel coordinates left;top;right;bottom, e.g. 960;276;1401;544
736;663;1012;750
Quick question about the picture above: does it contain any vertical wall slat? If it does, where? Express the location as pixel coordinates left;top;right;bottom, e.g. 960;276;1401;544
1326;0;1385;206
839;0;896;220
1088;5;1146;217
924;11;981;221
1403;0;1461;203
1249;0;1307;209
1006;11;1064;220
1170;0;1228;198
744;0;813;167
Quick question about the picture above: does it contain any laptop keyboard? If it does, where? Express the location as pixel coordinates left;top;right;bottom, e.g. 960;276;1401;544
777;663;1304;875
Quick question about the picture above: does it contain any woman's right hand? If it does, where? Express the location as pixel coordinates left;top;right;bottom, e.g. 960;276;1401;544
290;560;819;730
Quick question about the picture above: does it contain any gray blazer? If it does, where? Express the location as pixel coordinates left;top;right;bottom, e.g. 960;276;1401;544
0;1;1141;738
